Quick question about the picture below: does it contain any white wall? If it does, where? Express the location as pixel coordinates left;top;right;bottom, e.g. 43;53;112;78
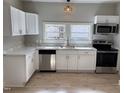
3;0;24;50
113;3;120;49
22;2;118;46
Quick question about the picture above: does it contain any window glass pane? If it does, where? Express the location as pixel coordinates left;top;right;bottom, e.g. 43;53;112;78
44;24;66;43
70;24;92;43
43;23;92;45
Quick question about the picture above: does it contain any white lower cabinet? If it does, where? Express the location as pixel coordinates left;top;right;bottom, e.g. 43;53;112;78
56;54;77;71
26;53;35;81
4;55;26;87
77;51;96;71
33;50;39;70
3;50;38;87
56;55;68;71
56;50;96;72
68;55;77;71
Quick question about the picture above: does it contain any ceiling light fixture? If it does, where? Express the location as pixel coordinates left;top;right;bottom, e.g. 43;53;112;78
64;0;72;15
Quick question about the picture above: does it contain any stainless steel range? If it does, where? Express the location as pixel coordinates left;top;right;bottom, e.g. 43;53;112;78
93;40;118;73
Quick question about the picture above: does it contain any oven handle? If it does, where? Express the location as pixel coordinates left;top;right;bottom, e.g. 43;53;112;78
97;51;118;53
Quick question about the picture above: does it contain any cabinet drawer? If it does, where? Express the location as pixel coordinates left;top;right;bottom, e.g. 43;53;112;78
78;51;96;55
26;52;35;81
56;50;77;54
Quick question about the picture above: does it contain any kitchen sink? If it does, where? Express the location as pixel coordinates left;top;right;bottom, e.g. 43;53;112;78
37;46;95;50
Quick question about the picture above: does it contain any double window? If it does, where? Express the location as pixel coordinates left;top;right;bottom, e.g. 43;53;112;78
43;22;92;45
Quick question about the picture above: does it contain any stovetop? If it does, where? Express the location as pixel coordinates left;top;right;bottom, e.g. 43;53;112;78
95;48;118;51
93;44;118;51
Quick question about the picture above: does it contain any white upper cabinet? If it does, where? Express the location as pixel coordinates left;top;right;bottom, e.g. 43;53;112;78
10;6;39;36
25;12;39;35
94;15;119;24
18;10;26;35
10;6;26;36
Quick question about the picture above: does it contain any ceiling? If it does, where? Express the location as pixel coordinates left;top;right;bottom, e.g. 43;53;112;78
21;0;120;3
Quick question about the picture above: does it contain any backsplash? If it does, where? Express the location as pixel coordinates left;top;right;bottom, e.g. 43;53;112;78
23;2;118;47
3;36;24;51
3;0;24;51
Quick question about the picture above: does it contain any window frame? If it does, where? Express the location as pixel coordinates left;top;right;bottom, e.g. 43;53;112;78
43;22;93;45
69;23;93;45
43;22;67;44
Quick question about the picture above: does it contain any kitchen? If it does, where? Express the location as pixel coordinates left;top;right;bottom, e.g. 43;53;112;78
3;0;120;93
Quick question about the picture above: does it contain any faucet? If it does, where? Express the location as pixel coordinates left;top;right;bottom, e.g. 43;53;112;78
66;37;74;47
66;38;70;47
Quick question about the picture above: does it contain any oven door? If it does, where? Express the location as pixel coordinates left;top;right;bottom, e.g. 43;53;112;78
96;51;118;73
97;51;118;67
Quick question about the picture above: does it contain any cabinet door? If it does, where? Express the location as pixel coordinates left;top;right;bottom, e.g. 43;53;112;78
34;14;39;34
26;13;39;35
77;52;96;70
18;10;26;35
33;50;39;70
95;16;119;24
3;55;26;87
25;13;31;34
11;6;20;36
68;55;77;70
108;16;119;24
11;6;26;36
26;54;34;81
56;55;68;70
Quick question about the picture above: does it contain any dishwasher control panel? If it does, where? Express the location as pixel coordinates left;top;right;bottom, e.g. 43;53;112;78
39;50;56;54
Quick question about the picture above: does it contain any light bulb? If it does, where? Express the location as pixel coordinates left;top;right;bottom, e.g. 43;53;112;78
64;5;72;13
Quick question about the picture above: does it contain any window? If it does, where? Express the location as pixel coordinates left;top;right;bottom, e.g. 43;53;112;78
43;22;92;45
44;23;66;43
70;24;92;44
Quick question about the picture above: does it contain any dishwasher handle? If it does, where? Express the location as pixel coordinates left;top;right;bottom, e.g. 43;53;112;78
39;50;56;54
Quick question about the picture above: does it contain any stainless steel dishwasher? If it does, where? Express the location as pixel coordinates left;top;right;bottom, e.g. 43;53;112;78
39;50;56;72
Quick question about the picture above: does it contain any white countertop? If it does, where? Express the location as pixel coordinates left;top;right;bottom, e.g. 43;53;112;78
36;46;97;51
3;46;97;55
3;47;36;56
